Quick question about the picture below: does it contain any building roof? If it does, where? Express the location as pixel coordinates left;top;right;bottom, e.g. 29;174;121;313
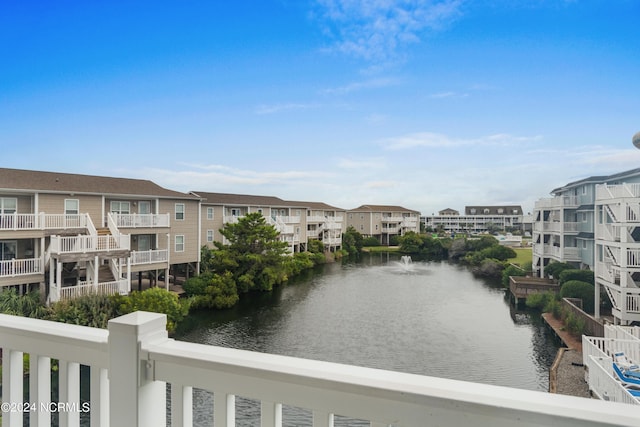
0;167;198;199
287;200;346;211
438;208;459;215
465;205;523;215
551;167;640;194
191;191;307;208
348;204;420;214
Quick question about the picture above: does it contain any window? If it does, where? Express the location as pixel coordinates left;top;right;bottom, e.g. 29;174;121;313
0;198;17;214
497;208;504;214
349;213;353;219
0;241;17;260
256;208;263;215
110;201;131;214
296;210;301;217
582;186;587;195
359;224;364;231
582;240;587;249
138;201;151;215
512;209;519;214
175;235;185;252
175;203;185;220
470;209;476;214
207;207;214;220
360;214;364;220
483;209;490;214
206;230;214;242
65;199;79;215
231;208;241;217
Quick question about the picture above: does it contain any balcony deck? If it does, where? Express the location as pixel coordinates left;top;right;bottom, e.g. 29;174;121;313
1;312;639;427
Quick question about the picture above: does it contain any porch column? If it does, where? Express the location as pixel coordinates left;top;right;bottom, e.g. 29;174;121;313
107;312;168;427
94;256;99;287
595;280;601;319
127;257;131;293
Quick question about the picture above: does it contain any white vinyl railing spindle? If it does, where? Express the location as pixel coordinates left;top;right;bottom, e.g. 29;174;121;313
214;392;236;427
261;401;282;427
30;354;52;427
90;367;109;427
2;349;24;427
312;411;334;427
171;384;193;427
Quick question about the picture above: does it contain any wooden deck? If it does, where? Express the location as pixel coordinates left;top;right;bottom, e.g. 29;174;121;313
509;276;559;305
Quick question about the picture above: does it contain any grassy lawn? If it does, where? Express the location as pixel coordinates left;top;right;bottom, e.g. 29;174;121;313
511;247;532;267
363;246;400;253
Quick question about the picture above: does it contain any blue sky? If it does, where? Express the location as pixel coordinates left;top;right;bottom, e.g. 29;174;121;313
2;1;639;215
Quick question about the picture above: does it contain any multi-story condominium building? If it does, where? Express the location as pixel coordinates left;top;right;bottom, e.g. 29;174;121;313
533;167;640;325
296;201;346;252
346;205;420;245
0;168;201;302
191;192;310;253
422;205;524;235
533;175;608;277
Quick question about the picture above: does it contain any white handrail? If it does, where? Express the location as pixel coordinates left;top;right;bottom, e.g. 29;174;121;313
1;312;640;427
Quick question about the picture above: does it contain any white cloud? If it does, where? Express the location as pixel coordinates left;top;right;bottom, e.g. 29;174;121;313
429;91;468;99
322;77;400;95
254;103;319;115
381;132;542;150
314;0;463;63
337;157;387;169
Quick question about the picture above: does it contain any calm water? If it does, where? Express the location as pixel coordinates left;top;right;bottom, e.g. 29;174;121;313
176;254;559;426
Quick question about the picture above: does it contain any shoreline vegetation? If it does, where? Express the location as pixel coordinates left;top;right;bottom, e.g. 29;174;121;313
0;215;538;334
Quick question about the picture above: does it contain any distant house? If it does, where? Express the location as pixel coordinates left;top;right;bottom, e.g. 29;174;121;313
346;205;420;245
0;167;201;302
438;208;459;216
423;205;524;235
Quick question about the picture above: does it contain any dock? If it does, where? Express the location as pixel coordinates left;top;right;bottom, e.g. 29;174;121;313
542;312;591;398
509;276;558;305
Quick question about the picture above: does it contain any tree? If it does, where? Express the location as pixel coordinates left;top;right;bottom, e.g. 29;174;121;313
398;231;422;253
343;226;363;256
212;212;289;293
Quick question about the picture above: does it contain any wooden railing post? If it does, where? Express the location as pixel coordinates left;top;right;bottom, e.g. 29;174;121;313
107;312;168;427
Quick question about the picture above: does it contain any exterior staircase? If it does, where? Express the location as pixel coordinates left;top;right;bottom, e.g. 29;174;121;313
99;264;116;283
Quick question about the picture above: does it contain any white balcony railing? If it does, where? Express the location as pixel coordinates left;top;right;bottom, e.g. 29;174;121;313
596;183;640;201
49;234;130;255
130;249;169;265
59;279;129;300
0;258;43;278
0;311;638;427
0;213;90;231
111;213;170;228
535;195;579;209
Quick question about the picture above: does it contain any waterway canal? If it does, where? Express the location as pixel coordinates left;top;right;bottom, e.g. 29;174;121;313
176;253;560;425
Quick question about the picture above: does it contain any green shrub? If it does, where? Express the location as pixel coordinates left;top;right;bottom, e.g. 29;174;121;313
473;258;504;277
0;289;48;318
480;245;517;261
558;269;594;285
560;280;595;313
46;293;118;328
363;236;381;246
502;264;526;288
545;298;563;318
526;291;556;310
565;311;586;337
545;262;574;279
115;288;189;334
